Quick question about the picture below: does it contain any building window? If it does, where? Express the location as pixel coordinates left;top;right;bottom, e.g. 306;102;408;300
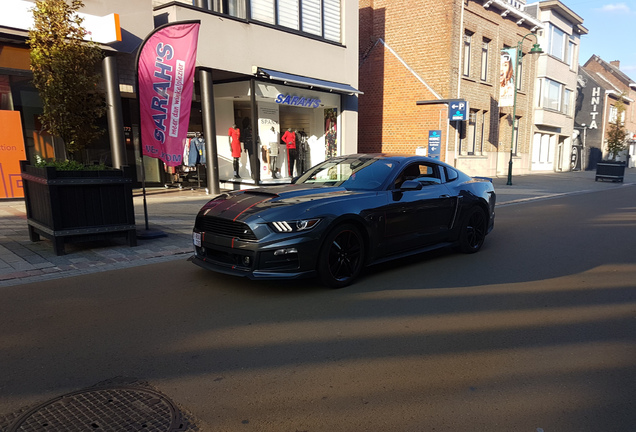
563;88;572;115
547;24;566;62
513;118;519;156
463;31;472;77
210;0;247;18
466;111;477;155
247;0;341;42
542;78;563;111
567;40;575;67
517;52;523;91
251;0;275;23
479;111;486;154
278;0;299;30
480;39;489;81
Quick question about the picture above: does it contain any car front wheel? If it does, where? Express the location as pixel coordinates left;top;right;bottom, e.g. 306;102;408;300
458;207;487;253
318;223;365;288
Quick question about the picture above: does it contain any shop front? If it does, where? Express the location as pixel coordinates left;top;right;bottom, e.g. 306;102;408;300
182;76;348;187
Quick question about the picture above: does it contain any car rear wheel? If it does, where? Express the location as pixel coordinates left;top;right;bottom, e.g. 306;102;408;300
318;224;365;288
458;207;487;253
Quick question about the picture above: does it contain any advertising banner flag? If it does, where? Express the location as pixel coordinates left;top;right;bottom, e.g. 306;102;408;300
499;48;517;107
137;21;200;166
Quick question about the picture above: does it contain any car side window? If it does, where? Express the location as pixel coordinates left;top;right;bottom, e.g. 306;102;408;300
444;167;459;183
394;163;441;189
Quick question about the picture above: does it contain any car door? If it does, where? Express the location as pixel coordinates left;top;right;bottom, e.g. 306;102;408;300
382;163;457;255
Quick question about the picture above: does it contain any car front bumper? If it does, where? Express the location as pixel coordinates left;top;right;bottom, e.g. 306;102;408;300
190;229;321;280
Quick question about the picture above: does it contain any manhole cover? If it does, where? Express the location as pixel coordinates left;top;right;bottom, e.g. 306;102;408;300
8;386;185;432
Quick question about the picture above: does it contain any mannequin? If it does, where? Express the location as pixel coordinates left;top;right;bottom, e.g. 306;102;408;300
228;124;241;178
266;127;279;177
282;128;296;177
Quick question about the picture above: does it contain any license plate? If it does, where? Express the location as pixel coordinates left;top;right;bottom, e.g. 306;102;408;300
192;232;201;247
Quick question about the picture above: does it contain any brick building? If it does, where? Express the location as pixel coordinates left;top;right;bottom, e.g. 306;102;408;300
577;55;636;168
359;0;545;178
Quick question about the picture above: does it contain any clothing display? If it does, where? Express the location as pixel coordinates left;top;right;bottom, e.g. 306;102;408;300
228;126;241;158
188;136;206;166
282;129;296;177
295;131;309;174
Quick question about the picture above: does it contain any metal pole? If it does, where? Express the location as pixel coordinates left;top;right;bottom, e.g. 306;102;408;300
199;68;220;194
102;54;126;169
506;41;521;186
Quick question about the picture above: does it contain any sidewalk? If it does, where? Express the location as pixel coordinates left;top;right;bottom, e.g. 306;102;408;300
1;169;634;287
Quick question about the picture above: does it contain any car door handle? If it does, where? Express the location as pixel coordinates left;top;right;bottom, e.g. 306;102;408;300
439;194;451;198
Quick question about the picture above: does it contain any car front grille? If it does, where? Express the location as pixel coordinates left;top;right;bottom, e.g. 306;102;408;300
195;216;257;240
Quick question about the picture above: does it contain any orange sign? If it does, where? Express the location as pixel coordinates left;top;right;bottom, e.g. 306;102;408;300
0;110;26;198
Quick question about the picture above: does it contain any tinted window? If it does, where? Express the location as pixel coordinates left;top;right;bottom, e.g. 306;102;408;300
296;157;394;190
444;167;459;182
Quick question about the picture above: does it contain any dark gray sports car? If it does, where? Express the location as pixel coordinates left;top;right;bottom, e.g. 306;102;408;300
190;154;496;288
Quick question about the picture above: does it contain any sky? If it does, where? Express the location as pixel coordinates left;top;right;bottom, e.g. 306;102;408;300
556;0;636;80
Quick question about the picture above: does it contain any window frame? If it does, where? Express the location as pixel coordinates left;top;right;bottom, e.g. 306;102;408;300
480;39;489;81
463;31;472;77
209;0;343;43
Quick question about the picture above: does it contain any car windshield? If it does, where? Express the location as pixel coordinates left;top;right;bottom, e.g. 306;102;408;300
295;157;394;190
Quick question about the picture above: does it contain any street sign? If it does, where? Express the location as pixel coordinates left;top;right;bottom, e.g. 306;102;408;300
428;130;441;159
448;99;469;121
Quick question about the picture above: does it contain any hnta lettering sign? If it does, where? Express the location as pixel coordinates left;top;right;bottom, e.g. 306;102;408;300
275;94;321;108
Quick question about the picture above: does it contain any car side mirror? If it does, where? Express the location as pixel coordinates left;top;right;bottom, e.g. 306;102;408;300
400;180;423;190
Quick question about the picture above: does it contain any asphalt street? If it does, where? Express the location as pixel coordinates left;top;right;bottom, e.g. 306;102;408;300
0;171;635;431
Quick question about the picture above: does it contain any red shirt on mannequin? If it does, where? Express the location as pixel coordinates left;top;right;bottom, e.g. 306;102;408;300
282;130;296;149
228;126;241;158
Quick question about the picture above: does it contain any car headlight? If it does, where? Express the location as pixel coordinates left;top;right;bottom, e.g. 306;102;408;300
270;218;322;233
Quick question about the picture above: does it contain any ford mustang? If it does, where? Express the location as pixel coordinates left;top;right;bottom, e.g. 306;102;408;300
190;154;496;288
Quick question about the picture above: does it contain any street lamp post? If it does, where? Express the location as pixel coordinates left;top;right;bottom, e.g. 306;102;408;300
506;33;543;186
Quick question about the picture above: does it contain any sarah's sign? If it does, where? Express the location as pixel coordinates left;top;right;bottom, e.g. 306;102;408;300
275;94;321;108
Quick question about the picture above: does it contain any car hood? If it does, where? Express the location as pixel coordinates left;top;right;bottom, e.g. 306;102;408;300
198;184;370;222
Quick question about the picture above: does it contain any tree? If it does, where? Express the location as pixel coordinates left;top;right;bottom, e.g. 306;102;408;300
27;0;106;158
605;95;627;161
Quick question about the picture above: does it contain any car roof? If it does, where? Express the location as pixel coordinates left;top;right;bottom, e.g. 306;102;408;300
338;153;454;167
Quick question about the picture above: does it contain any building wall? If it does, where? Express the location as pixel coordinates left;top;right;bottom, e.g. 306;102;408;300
160;2;359;156
583;57;636;158
358;0;457;160
359;0;542;178
530;3;584;172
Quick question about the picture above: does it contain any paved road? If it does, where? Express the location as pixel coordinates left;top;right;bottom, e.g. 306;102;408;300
1;177;634;431
1;169;634;288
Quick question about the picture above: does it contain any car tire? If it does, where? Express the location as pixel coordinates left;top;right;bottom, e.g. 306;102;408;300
458;207;487;254
318;223;365;288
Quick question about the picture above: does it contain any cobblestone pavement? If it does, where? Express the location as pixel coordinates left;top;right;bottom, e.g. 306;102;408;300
1;169;634;287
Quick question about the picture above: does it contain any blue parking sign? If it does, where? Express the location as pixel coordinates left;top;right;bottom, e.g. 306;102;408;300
448;100;469;121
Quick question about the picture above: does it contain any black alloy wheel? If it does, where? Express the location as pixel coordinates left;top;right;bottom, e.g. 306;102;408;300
318;223;365;288
459;207;487;253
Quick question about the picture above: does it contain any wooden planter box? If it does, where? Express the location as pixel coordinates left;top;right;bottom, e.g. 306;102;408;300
20;161;137;255
595;161;626;182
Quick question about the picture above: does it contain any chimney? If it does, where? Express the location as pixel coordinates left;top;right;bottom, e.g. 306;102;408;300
610;60;620;69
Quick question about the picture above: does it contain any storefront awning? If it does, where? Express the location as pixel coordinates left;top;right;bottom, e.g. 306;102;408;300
256;68;362;95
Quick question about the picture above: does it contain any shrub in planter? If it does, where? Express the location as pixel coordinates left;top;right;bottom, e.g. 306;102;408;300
20;160;136;255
